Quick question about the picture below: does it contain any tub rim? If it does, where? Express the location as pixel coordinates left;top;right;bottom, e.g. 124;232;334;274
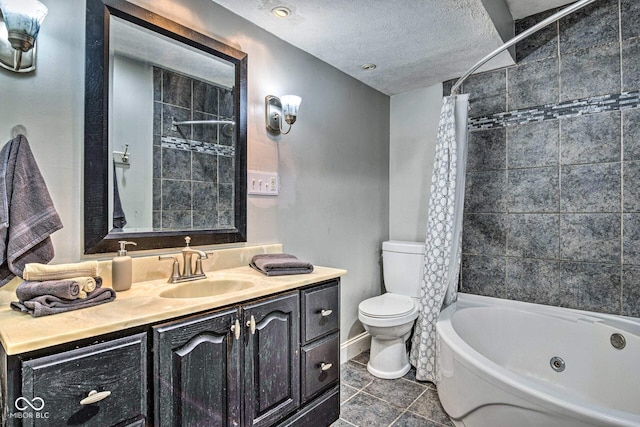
436;293;640;427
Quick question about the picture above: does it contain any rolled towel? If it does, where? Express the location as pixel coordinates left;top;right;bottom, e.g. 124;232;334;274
250;254;314;276
10;287;116;318
23;261;99;281
15;280;80;301
69;276;99;299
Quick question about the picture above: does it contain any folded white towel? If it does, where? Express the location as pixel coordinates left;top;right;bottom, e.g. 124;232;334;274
23;261;99;281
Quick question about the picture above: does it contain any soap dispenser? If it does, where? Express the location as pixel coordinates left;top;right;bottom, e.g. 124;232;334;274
112;241;137;291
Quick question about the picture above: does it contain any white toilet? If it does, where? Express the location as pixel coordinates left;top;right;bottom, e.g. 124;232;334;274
358;240;424;379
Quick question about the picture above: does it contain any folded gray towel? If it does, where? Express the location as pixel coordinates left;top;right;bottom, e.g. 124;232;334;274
10;287;116;318
0;135;63;286
250;254;314;276
16;280;80;301
14;277;103;302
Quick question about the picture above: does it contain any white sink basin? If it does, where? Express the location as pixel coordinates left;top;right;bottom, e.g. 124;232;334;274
159;278;256;298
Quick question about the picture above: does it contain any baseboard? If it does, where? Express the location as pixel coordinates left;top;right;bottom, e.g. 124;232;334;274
340;331;370;364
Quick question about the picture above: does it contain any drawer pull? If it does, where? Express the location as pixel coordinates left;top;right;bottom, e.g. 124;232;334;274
80;390;111;405
320;362;333;371
231;318;241;340
320;309;333;317
246;315;256;335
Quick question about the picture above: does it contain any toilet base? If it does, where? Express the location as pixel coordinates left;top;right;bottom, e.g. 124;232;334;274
366;333;411;379
367;360;410;379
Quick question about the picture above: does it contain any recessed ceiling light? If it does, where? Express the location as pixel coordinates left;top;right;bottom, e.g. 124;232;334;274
272;6;291;18
361;63;377;71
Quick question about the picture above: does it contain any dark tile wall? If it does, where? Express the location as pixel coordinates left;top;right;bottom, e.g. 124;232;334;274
447;0;640;316
152;67;235;231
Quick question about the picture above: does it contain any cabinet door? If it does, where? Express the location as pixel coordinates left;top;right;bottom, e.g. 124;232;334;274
153;308;241;427
243;292;300;427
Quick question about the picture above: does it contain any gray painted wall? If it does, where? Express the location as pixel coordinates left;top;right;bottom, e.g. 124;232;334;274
451;0;640;316
0;0;390;343
389;84;442;242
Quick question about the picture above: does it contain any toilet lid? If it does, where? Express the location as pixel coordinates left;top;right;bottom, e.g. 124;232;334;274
359;293;416;318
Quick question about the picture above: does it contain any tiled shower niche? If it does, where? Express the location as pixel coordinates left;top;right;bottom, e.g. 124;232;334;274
446;0;640;316
152;67;235;231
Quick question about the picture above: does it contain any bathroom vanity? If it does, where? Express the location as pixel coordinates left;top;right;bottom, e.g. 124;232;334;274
0;252;345;427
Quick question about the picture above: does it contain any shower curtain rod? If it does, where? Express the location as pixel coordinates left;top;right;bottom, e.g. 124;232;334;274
172;119;235;126
450;0;598;95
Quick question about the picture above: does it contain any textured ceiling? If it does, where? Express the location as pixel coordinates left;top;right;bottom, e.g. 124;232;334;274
211;0;571;96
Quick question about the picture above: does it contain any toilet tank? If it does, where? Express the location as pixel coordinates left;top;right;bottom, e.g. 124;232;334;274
382;240;425;298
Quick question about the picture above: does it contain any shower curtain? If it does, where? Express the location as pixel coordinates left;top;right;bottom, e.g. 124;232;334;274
409;94;469;382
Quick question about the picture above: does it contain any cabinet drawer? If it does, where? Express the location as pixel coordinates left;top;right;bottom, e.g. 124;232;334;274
301;281;339;344
301;333;339;401
20;333;147;427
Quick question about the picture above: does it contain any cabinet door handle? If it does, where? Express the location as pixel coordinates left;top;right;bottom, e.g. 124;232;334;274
246;315;256;335
80;390;111;405
321;309;333;317
231;318;241;340
320;362;333;371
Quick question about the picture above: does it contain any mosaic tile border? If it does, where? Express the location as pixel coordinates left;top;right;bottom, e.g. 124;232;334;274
161;136;235;157
468;90;640;130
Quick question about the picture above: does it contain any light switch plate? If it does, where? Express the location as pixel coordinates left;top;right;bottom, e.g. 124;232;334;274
248;170;279;196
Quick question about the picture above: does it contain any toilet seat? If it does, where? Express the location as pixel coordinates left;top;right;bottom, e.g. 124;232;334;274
359;293;415;318
358;293;418;327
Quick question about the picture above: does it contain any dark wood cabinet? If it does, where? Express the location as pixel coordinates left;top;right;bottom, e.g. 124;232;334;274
153;291;300;427
154;291;300;427
19;333;147;427
300;281;340;403
153;308;241;427
301;333;339;402
1;278;340;427
243;292;300;427
301;283;339;345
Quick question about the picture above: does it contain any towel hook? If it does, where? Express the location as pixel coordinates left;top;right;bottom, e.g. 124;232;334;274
112;144;131;168
121;144;129;164
11;124;27;138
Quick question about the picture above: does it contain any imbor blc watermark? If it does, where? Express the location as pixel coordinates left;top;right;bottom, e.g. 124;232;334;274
9;397;49;419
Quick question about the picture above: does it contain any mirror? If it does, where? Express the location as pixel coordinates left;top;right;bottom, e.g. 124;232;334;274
84;0;247;254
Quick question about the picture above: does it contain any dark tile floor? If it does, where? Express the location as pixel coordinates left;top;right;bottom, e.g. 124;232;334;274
333;352;454;427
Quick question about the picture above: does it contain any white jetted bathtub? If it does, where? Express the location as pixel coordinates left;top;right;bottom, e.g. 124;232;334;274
436;293;640;427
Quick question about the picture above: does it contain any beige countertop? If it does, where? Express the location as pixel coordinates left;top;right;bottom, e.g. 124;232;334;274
0;265;346;355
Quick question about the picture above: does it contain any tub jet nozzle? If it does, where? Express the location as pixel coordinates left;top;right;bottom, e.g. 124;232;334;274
611;333;626;350
550;356;565;372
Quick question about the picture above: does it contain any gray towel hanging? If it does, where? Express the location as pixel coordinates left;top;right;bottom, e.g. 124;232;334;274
0;135;63;286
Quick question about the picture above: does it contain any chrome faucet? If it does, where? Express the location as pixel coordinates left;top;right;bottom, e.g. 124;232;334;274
159;236;209;283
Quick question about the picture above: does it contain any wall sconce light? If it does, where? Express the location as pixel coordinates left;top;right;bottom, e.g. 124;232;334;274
0;0;48;73
265;94;302;135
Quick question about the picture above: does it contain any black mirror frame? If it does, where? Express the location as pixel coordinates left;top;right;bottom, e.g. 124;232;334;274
84;0;247;254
